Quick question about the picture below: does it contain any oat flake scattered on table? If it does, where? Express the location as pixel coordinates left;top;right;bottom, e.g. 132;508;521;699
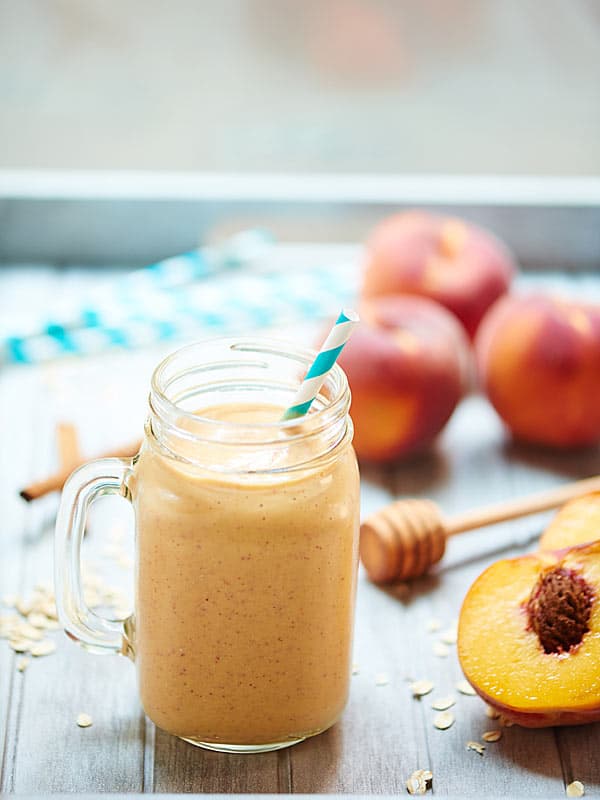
76;713;93;728
16;657;29;672
17;623;43;641
566;780;585;798
466;740;486;756
433;711;455;730
410;679;434;698
426;619;442;633
15;599;32;617
375;673;389;686
351;663;360;675
2;571;132;668
440;628;458;645
456;679;476;696
431;695;455;711
482;730;502;742
485;704;501;719
406;769;433;795
2;589;60;654
30;640;56;657
2;594;17;607
432;641;449;658
9;639;31;653
27;612;52;629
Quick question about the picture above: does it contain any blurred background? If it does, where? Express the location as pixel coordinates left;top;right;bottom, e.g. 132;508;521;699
1;0;599;175
2;5;600;794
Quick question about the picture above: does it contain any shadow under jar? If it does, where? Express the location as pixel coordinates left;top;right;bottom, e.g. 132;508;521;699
55;338;360;752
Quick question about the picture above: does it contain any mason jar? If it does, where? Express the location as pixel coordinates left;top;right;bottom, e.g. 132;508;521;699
55;337;360;752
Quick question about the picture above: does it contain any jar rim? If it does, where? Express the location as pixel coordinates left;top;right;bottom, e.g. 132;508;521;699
149;336;350;442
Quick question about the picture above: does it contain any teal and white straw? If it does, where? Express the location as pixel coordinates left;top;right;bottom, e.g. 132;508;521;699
282;308;359;420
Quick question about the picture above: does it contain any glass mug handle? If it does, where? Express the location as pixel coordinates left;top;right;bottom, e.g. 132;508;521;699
55;457;135;656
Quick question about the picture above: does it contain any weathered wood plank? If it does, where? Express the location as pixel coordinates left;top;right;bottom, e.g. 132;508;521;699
0;269;53;785
555;724;600;793
10;347;145;793
290;394;565;796
152;730;284;793
9;542;144;795
501;369;600;798
12;646;144;793
0;355;146;792
290;573;429;794
0;366;55;792
398;397;564;798
1;264;600;795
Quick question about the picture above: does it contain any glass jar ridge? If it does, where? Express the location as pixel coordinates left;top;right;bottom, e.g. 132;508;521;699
146;337;353;473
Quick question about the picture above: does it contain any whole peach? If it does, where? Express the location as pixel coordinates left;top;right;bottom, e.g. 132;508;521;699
337;295;470;462
362;211;516;338
476;294;600;448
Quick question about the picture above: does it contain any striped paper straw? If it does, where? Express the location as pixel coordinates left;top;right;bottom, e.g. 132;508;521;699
282;308;359;420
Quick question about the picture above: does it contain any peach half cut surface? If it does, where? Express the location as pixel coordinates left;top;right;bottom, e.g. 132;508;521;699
458;541;600;727
539;492;600;552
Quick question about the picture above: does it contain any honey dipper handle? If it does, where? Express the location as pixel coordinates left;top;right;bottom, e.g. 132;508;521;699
445;474;600;536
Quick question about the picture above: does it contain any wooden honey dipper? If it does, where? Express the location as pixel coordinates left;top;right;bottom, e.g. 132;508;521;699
360;474;600;583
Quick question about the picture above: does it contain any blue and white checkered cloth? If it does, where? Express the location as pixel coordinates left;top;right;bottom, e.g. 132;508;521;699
1;231;359;365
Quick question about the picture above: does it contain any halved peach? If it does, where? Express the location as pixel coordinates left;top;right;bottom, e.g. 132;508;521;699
458;541;600;727
540;492;600;552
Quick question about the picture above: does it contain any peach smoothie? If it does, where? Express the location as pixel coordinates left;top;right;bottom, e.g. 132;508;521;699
132;403;360;748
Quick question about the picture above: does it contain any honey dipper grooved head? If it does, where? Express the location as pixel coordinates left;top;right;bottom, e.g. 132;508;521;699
360;499;446;583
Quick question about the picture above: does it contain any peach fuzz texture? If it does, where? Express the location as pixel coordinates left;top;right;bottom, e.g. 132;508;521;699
540;493;600;552
362;210;515;338
476;294;600;448
337;294;469;463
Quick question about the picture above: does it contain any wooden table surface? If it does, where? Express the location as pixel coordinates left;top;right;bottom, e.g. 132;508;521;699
1;261;599;797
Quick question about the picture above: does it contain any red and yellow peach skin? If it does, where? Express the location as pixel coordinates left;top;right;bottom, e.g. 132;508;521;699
362;211;516;338
475;294;600;448
539;492;600;552
337;295;470;463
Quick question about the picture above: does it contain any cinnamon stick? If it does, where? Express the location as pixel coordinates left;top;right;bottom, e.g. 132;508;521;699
20;439;141;502
56;422;82;471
